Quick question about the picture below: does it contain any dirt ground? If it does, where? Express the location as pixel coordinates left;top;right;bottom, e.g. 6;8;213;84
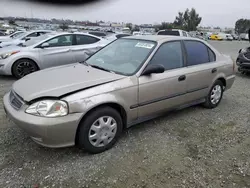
1;41;250;188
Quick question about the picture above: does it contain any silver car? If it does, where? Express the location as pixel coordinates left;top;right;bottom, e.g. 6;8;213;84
0;31;26;43
3;35;235;154
0;30;53;48
0;32;110;78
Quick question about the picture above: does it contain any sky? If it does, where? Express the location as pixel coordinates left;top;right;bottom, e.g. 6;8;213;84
0;0;250;28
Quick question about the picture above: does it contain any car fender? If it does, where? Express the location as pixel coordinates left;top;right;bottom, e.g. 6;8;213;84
3;52;40;75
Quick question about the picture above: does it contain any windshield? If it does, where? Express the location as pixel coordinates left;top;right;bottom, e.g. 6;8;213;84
11;32;25;39
21;34;54;47
85;38;156;75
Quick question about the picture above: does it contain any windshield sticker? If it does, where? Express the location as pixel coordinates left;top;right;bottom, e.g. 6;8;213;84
135;42;154;49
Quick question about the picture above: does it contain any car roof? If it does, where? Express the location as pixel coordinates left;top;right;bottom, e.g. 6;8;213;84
124;35;203;43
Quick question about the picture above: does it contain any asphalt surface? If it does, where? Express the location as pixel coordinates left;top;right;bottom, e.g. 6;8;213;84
1;40;250;188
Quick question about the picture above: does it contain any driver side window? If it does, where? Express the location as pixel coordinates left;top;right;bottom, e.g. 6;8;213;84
149;41;184;71
44;35;73;47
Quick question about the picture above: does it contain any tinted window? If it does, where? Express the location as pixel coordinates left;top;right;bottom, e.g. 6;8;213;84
150;41;183;70
0;32;5;36
88;32;106;37
157;30;180;36
184;41;210;66
45;35;73;47
182;31;187;37
27;32;39;37
76;35;100;45
116;34;131;39
208;48;216;62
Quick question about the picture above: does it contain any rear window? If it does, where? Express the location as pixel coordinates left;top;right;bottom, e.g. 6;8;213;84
157;30;180;36
88;32;106;37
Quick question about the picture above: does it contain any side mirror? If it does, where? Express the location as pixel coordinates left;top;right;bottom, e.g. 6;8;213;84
40;42;50;48
25;37;31;42
141;64;165;76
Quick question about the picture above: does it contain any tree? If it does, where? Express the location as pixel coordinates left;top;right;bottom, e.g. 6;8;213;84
125;23;133;30
59;23;69;31
235;19;250;34
8;19;16;25
132;25;140;32
173;8;202;31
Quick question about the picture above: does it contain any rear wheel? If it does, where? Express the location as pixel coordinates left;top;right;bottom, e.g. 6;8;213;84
77;107;123;154
12;59;38;79
203;80;224;109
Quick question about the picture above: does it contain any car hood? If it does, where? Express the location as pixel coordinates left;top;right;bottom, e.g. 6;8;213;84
0;45;23;53
12;63;126;102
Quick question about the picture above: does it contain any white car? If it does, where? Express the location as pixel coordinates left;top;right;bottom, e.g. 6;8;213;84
0;30;53;48
0;32;110;78
0;31;26;43
157;29;191;37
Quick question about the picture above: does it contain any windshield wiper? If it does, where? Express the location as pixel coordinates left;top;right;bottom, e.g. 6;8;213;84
81;61;90;66
80;61;115;73
90;65;115;73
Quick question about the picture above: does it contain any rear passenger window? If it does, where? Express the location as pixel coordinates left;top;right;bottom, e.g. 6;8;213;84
208;48;216;62
150;41;183;70
184;41;210;66
76;35;100;45
182;31;187;37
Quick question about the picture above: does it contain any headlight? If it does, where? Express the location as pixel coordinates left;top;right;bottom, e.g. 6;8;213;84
0;51;20;59
240;48;247;53
25;100;68;117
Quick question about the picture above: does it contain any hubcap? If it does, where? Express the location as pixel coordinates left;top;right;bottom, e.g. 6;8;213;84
16;61;36;77
88;116;117;147
210;85;222;104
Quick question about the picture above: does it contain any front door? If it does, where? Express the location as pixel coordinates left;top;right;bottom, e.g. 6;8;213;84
38;34;75;69
138;41;189;118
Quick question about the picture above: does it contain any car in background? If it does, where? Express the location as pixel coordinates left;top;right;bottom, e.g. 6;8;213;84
232;34;239;40
0;32;109;78
0;31;26;43
87;31;107;38
210;34;223;41
0;30;53;48
104;33;131;42
3;35;235;154
0;31;6;36
157;29;191;37
239;33;249;41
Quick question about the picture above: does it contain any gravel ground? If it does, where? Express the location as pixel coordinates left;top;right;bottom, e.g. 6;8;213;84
1;40;250;188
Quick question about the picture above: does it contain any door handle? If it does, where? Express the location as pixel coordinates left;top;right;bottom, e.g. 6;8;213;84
211;68;217;73
178;75;186;81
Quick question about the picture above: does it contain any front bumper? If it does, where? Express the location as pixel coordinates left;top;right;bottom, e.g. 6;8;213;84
0;58;13;75
236;53;250;68
3;92;83;148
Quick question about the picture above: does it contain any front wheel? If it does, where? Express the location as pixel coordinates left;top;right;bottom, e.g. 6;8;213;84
203;80;224;109
77;107;123;154
12;59;38;79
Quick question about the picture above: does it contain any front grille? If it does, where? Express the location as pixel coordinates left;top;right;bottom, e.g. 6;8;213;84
9;90;23;110
243;52;250;60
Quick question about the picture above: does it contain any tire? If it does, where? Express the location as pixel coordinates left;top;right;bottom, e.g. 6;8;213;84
77;106;123;154
203;80;224;109
12;59;38;79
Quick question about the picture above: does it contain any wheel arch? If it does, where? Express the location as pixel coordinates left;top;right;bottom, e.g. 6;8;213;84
11;58;40;76
75;102;127;145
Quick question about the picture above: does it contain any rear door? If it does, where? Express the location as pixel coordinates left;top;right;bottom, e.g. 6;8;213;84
71;34;104;62
183;40;219;102
138;41;189;117
38;34;75;69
